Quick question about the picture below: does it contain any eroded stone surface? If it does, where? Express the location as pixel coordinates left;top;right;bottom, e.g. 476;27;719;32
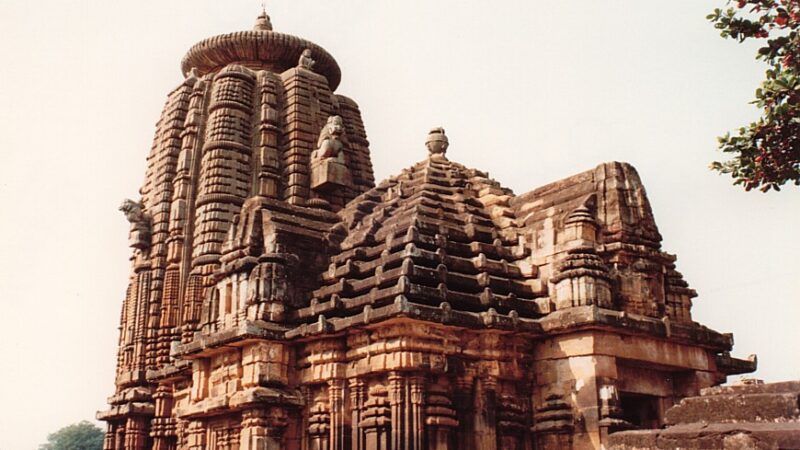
608;381;800;449
99;11;762;450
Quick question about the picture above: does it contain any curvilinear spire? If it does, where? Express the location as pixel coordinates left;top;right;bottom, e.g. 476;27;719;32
99;11;760;450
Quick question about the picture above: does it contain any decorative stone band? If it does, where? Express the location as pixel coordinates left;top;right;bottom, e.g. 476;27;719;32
550;248;613;285
181;30;342;89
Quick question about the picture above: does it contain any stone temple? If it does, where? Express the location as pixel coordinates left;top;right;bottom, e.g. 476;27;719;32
99;11;799;450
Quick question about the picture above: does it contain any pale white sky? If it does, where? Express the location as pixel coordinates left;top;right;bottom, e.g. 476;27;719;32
0;1;798;449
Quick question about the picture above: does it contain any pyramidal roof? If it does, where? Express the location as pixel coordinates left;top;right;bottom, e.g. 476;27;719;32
288;139;553;336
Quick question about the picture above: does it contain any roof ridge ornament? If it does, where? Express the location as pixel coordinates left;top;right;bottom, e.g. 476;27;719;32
426;127;449;157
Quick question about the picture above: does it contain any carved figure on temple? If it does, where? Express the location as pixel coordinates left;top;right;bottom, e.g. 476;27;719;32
119;198;151;250
312;115;345;163
426;127;449;155
310;115;350;190
119;198;146;224
184;67;200;86
299;48;315;70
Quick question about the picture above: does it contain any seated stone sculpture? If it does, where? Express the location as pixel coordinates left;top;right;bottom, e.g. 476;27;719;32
312;115;345;162
310;115;350;190
299;48;315;70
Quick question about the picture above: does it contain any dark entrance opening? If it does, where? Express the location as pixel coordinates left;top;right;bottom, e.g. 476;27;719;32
619;392;661;429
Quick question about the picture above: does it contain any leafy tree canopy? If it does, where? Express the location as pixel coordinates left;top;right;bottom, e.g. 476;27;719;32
709;0;800;191
39;421;104;450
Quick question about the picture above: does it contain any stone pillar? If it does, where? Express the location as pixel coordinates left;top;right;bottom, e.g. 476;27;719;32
349;378;365;450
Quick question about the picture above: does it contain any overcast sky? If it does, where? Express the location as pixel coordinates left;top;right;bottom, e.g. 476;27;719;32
0;1;798;448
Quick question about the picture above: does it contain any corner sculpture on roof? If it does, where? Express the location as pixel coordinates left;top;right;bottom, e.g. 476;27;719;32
99;10;772;450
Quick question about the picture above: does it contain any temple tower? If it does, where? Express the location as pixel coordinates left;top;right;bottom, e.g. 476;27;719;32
100;11;373;450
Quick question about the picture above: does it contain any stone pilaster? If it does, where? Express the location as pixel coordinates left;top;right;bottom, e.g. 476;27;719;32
329;379;347;450
185;421;205;450
240;408;289;450
349;378;365;450
531;391;574;450
388;372;406;450
409;376;425;450
253;72;282;198
103;424;119;450
497;392;527;450
115;425;126;450
124;417;150;450
152;383;177;450
452;376;474;450
308;389;330;450
360;384;391;450
473;375;497;450
424;383;457;450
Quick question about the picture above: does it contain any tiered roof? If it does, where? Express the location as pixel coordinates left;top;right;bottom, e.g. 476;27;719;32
288;150;552;337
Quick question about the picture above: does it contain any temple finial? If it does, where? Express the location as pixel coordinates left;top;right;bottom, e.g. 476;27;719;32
254;3;273;31
426;127;449;156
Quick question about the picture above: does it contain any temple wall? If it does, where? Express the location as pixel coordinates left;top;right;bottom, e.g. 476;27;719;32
531;330;719;449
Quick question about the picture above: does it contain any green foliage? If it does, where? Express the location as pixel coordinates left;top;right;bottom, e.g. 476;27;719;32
39;421;104;450
709;0;800;191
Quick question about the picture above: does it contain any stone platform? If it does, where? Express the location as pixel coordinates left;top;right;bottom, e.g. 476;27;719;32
608;380;800;449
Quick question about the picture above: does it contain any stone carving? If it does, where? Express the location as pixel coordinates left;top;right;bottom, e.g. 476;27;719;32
100;12;765;450
312;115;345;163
426;127;449;155
311;115;351;190
119;198;146;225
119;198;150;250
299;48;315;70
550;246;613;310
